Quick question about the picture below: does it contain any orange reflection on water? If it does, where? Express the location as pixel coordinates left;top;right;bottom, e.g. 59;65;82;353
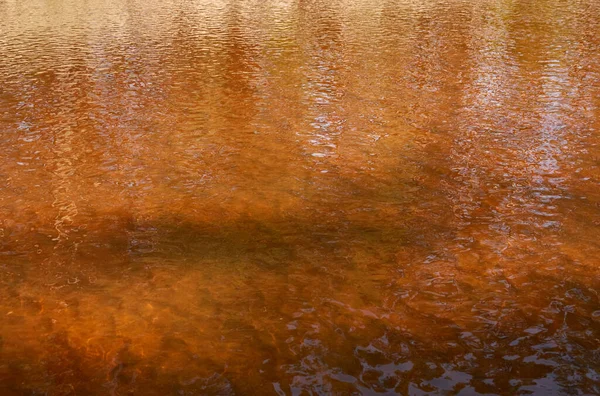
0;0;599;394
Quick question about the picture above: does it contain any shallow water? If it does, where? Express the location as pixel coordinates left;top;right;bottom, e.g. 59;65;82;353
1;0;599;394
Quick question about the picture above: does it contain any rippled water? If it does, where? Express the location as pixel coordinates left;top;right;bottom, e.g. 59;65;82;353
1;0;599;394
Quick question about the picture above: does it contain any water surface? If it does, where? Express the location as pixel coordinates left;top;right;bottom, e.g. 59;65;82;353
1;0;599;394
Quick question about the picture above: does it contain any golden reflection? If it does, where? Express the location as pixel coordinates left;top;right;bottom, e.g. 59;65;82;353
0;0;599;394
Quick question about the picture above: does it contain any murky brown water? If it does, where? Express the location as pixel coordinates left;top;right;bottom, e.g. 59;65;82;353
1;0;599;394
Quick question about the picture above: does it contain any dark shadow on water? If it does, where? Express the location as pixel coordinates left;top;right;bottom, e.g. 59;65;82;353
0;195;599;394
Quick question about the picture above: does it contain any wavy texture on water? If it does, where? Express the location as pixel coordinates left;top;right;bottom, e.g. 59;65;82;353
0;0;599;394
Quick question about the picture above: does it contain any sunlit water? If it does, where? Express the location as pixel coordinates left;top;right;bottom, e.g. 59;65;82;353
1;0;599;394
